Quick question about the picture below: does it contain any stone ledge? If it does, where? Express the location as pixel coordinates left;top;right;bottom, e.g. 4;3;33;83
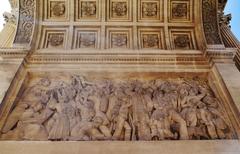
0;140;239;154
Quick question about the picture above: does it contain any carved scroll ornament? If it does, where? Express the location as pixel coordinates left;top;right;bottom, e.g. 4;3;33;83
202;0;222;44
14;0;35;45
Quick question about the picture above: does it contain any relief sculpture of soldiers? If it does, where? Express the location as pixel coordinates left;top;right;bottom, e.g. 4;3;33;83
0;74;235;141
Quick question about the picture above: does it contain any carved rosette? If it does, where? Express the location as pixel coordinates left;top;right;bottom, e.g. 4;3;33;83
81;2;97;17
142;2;158;17
112;34;128;48
174;35;190;48
48;34;64;47
172;3;187;18
143;34;159;48
112;2;127;16
51;2;66;17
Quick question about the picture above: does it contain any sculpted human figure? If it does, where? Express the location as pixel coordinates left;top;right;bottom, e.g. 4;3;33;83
131;83;151;140
153;89;189;140
70;116;110;141
150;109;176;140
196;103;218;139
88;95;110;125
47;90;71;140
1;103;29;133
112;99;132;140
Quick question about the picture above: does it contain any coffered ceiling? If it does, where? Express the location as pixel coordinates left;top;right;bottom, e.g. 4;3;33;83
34;0;203;51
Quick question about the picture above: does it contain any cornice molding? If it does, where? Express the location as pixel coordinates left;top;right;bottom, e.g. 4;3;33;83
0;48;28;59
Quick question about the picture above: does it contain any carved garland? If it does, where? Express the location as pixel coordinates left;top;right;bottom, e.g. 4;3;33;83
14;0;36;45
202;0;222;45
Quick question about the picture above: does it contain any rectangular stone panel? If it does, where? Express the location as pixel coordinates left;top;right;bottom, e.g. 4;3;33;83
75;0;101;21
39;27;69;49
169;28;197;50
107;0;133;22
44;0;70;21
138;0;163;22
168;0;193;23
106;27;133;49
138;27;165;49
0;72;238;141
73;27;101;49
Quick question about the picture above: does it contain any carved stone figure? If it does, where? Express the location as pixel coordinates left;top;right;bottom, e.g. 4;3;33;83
0;75;235;141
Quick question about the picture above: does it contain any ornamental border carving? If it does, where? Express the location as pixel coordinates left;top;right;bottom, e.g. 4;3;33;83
14;0;36;46
26;53;208;65
202;0;223;45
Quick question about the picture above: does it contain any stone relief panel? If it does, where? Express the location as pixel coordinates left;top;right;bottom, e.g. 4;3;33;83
107;0;132;21
169;0;193;23
169;29;196;50
45;0;69;21
40;27;68;49
138;27;165;49
138;0;163;22
73;27;101;49
75;0;101;21
106;27;133;49
0;73;237;141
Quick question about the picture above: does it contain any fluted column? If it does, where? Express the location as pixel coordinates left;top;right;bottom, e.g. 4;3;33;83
0;10;17;48
219;13;240;71
235;50;240;70
220;24;240;71
220;24;240;48
0;22;16;47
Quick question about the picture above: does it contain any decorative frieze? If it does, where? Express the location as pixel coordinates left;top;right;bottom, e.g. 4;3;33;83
14;0;36;45
202;0;223;45
0;74;236;141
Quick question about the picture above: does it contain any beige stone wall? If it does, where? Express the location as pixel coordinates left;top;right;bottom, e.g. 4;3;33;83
0;62;20;103
0;141;239;154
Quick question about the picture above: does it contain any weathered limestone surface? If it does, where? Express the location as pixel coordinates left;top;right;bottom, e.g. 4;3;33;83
0;61;22;103
0;0;239;153
1;74;236;141
214;63;240;111
0;141;239;154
